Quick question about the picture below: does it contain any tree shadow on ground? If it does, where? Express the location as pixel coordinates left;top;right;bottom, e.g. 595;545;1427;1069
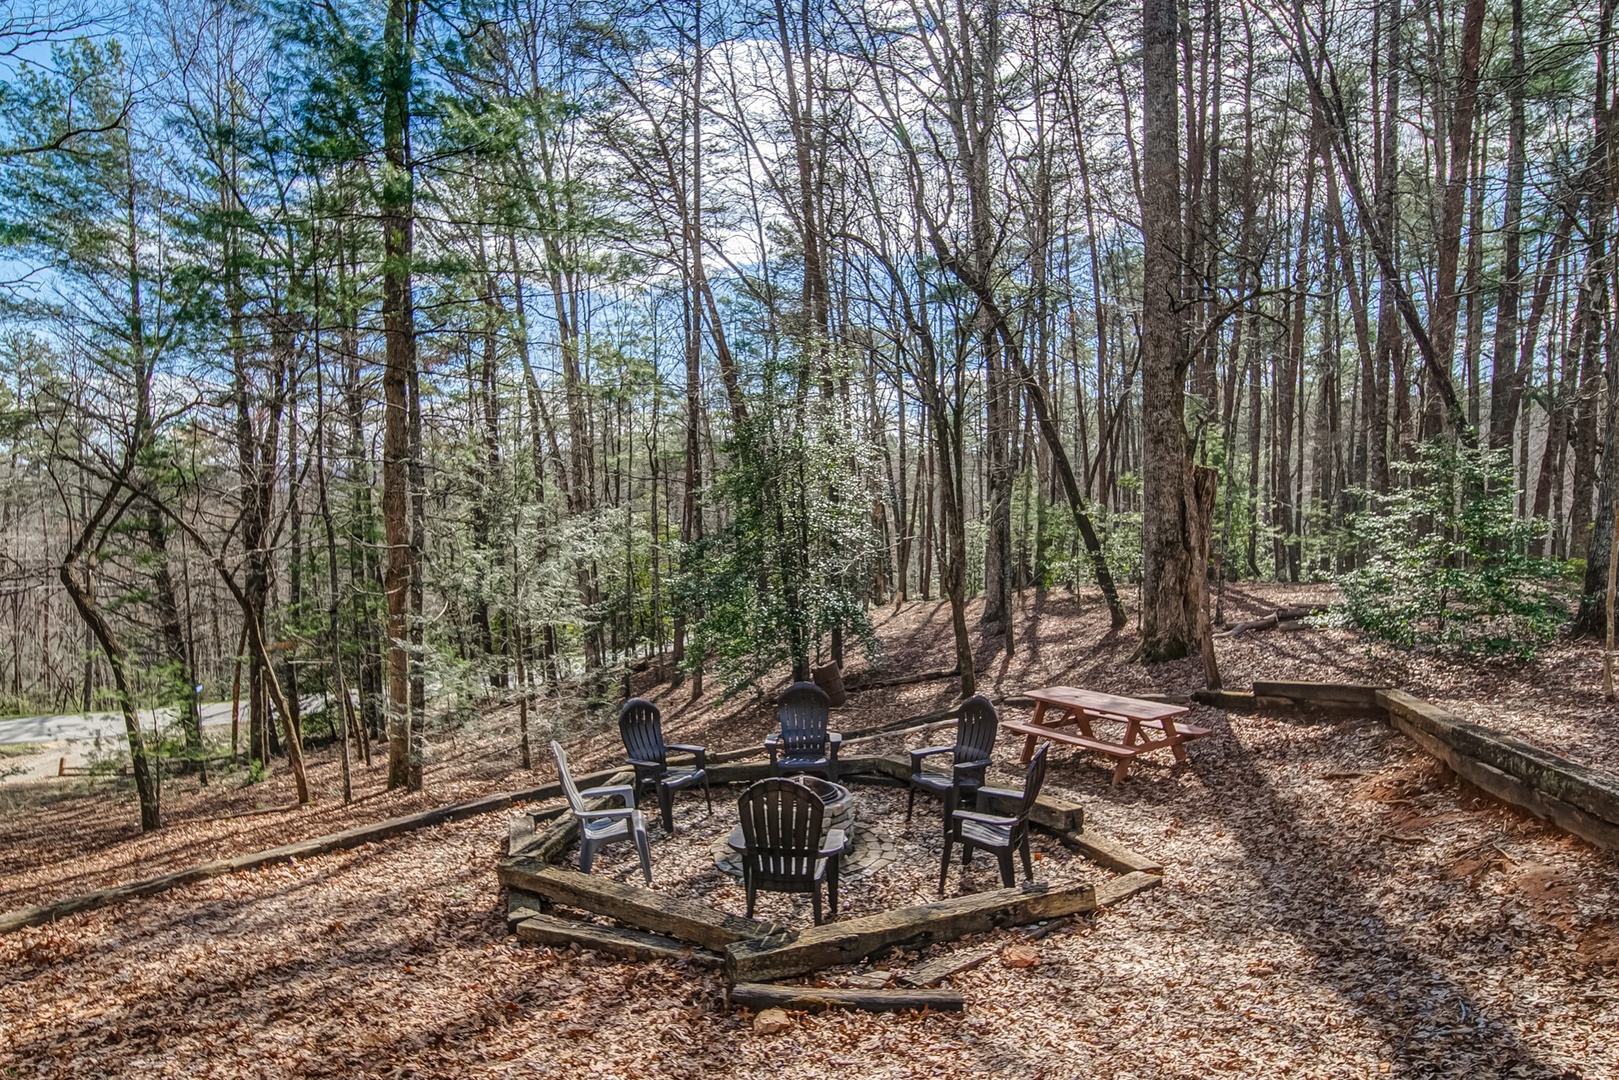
1103;710;1574;1077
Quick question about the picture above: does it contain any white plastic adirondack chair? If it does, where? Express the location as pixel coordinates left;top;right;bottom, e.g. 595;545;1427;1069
552;740;652;883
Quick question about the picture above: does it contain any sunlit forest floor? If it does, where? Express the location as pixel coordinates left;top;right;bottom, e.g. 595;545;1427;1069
2;585;1616;1077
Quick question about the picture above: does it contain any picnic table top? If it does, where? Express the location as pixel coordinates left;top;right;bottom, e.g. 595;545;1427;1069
1022;685;1190;723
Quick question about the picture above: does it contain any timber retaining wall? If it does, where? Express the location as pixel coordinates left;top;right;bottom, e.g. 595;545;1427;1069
1194;680;1619;852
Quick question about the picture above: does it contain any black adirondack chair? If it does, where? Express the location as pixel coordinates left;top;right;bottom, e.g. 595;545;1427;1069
938;743;1050;895
735;778;846;925
765;681;841;782
906;695;999;821
618;698;711;833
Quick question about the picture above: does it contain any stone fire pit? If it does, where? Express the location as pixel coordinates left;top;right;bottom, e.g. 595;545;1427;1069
791;775;856;845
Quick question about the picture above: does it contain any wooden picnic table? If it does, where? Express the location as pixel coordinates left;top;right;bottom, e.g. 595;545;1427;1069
1002;686;1211;786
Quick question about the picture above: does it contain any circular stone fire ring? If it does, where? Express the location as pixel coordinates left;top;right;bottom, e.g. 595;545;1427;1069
792;775;856;839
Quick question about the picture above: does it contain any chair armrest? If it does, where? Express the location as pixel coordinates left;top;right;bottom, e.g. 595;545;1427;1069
952;809;1019;828
974;785;1023;803
909;745;954;769
578;807;637;822
820;828;848;855
665;744;707;768
953;756;991;779
764;733;780;747
828;732;842;759
580;784;635;807
625;758;663;770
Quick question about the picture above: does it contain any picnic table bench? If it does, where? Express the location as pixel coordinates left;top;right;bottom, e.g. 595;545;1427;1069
1003;686;1211;786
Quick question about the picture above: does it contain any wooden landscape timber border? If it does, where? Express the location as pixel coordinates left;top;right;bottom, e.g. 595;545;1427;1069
500;751;1166;1006
500;860;789;950
514;911;724;968
1193;680;1619;852
0;780;587;936
728;982;965;1014
722;871;1164;984
0;702;958;937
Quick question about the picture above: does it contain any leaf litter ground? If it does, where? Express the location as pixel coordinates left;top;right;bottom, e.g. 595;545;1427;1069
1;585;1616;1078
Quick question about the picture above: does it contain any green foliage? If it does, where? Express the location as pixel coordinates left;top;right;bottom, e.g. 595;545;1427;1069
1330;440;1573;657
682;369;884;694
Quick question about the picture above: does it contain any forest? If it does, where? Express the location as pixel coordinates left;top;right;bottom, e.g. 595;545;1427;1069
8;0;1619;1074
0;0;1614;826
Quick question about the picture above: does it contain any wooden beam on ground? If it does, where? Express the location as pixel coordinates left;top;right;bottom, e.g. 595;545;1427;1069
842;668;961;694
507;812;536;854
841;753;1087;834
516;913;722;966
506;805;566;856
500;765;641;807
838;719;959;747
723;878;1097;983
836;754;910;781
1380;690;1619;825
1094;871;1164;906
1379;690;1619;850
1205;678;1619;854
506;887;548;930
889;873;1160;989
710;707;979;758
849;706;960;730
897;946;996;988
1254;680;1388;713
1043;829;1164;874
705;756;912;785
498;859;784;951
1191;689;1257;711
0;780;609;937
705;760;776;785
977;788;1085;833
838;753;1088;831
728;982;963;1014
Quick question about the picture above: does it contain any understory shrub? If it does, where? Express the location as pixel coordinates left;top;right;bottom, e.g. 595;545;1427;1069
1329;440;1573;658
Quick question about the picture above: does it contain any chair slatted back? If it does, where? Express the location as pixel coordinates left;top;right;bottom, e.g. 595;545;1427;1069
1013;744;1050;826
737;778;824;887
777;682;831;756
955;695;999;764
551;740;588;816
618;699;666;767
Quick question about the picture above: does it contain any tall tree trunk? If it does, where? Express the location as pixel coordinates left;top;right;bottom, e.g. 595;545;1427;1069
1578;278;1619;633
1489;0;1530;451
1426;0;1489;425
1571;0;1617;565
313;321;355;804
144;504;202;754
285;359;304;750
1369;0;1400;492
381;0;420;790
64;459;159;830
1139;0;1198;661
1277;115;1318;583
